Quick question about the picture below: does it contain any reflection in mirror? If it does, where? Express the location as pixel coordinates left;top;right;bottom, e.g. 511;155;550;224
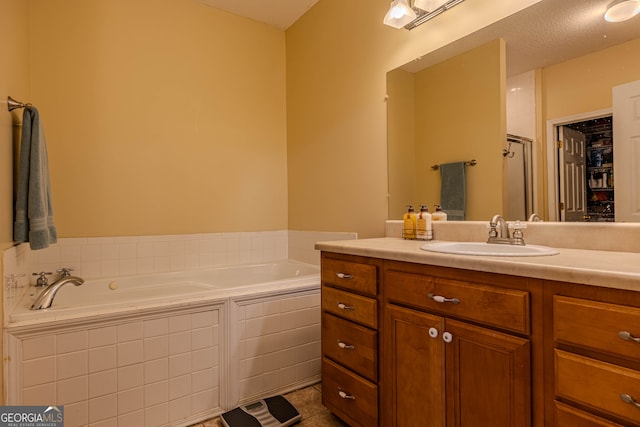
387;0;640;222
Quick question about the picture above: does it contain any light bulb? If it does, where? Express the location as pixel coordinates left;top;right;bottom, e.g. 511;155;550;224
383;0;417;29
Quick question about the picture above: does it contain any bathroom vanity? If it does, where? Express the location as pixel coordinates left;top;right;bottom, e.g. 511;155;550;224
316;235;640;427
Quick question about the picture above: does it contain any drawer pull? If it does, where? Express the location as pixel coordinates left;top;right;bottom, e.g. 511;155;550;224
338;388;356;400
337;340;355;350
618;331;640;343
428;293;460;304
336;272;354;280
337;302;355;311
620;394;640;409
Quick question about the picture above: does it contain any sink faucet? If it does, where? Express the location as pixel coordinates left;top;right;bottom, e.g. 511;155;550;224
487;215;526;246
30;275;84;310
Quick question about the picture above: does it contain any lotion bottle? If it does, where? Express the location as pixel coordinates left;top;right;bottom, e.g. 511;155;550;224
416;205;433;241
402;205;417;240
432;205;448;221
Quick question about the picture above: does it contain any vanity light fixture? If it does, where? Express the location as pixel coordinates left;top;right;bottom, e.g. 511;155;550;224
384;0;465;30
604;0;640;22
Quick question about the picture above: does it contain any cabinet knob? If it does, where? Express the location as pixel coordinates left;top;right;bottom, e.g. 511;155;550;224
337;340;355;350
442;332;453;343
618;331;640;343
336;272;354;280
428;293;460;304
337;302;355;311
620;394;640;410
428;327;439;339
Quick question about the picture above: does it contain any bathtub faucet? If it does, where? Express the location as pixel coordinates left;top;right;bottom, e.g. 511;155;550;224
30;276;85;310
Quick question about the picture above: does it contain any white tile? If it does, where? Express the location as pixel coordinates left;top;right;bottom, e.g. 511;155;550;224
117;410;144;427
137;242;154;258
57;330;87;354
91;417;117;427
58;376;88;404
89;345;117;373
144;403;168;427
191;348;215;372
168;396;191;423
118;242;137;259
192;310;215;329
22;335;56;360
168;313;191;333
169;353;191;378
117;341;143;367
168;375;191;400
22;382;56;405
169;331;191;356
144;380;168;407
143;318;168;338
57;351;88;380
118;259;138;276
191;388;216;414
64;401;89;427
191;368;214;393
117;364;143;391
144;336;169;361
88;393;117;423
89;326;117;348
191;327;213;350
22;356;56;387
100;243;119;260
89;369;117;398
117;322;143;342
117;387;144;415
144;358;168;384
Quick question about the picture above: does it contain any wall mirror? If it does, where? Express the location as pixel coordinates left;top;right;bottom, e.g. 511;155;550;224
387;0;640;222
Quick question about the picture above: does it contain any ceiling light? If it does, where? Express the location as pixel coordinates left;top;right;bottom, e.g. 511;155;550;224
414;0;447;12
383;0;418;29
604;0;640;22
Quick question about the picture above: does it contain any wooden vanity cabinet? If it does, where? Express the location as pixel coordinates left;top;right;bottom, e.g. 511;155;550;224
545;282;640;427
321;253;383;427
382;260;541;427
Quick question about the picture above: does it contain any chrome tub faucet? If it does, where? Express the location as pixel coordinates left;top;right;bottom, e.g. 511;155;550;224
31;275;84;310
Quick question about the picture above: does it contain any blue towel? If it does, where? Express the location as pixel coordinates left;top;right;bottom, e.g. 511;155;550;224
439;162;466;221
14;106;57;250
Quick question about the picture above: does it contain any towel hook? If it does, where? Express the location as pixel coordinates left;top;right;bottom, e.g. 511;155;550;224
7;96;31;112
502;142;515;158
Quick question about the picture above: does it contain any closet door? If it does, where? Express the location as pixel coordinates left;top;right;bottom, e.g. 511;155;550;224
558;126;587;222
613;80;640;222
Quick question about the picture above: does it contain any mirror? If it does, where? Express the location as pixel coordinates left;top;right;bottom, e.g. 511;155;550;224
387;0;640;221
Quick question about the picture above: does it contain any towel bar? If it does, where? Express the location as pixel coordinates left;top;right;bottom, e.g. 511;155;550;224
431;159;476;170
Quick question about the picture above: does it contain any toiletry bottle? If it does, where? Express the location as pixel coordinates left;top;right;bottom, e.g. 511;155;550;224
432;205;448;221
416;205;433;241
402;205;417;240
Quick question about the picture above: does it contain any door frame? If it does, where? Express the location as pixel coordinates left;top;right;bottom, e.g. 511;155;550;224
545;108;612;221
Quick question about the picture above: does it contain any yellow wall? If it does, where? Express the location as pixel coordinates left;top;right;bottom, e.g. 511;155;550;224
28;0;288;237
413;39;505;220
286;0;541;238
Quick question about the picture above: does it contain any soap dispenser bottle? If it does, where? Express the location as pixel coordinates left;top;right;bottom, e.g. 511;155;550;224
416;205;433;241
402;205;417;240
432;205;448;221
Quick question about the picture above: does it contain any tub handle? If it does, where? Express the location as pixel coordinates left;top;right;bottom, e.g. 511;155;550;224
336;272;354;280
337;302;355;311
337;340;355;350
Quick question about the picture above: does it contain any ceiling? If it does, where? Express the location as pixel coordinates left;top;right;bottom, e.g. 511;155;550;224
199;0;320;30
400;0;640;76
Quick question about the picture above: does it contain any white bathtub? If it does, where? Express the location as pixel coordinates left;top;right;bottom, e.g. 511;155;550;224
8;260;320;325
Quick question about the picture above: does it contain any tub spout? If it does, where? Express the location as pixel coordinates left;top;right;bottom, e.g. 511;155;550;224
30;276;84;310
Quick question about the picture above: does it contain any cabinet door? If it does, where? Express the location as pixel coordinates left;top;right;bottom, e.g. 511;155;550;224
384;304;445;427
444;319;531;427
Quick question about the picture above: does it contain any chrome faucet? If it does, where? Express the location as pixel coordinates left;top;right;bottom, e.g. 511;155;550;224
487;215;526;246
528;213;542;222
30;275;84;310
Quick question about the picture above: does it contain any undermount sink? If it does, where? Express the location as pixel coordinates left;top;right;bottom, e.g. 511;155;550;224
420;241;559;257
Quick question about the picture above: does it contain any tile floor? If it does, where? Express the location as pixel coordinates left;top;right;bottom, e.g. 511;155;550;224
189;383;348;427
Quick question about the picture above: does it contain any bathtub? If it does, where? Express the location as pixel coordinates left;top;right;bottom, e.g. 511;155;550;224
8;260;320;326
5;260;322;426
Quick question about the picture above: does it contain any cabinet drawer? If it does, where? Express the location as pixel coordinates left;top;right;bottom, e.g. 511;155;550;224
322;258;377;296
555;296;640;361
386;270;530;334
555;349;640;425
322;313;377;381
554;401;624;427
322;357;378;427
322;285;377;328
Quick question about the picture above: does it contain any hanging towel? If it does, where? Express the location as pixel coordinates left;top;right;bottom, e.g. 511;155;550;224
13;106;58;250
439;162;466;221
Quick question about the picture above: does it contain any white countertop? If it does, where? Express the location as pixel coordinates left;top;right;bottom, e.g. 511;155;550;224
315;237;640;292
